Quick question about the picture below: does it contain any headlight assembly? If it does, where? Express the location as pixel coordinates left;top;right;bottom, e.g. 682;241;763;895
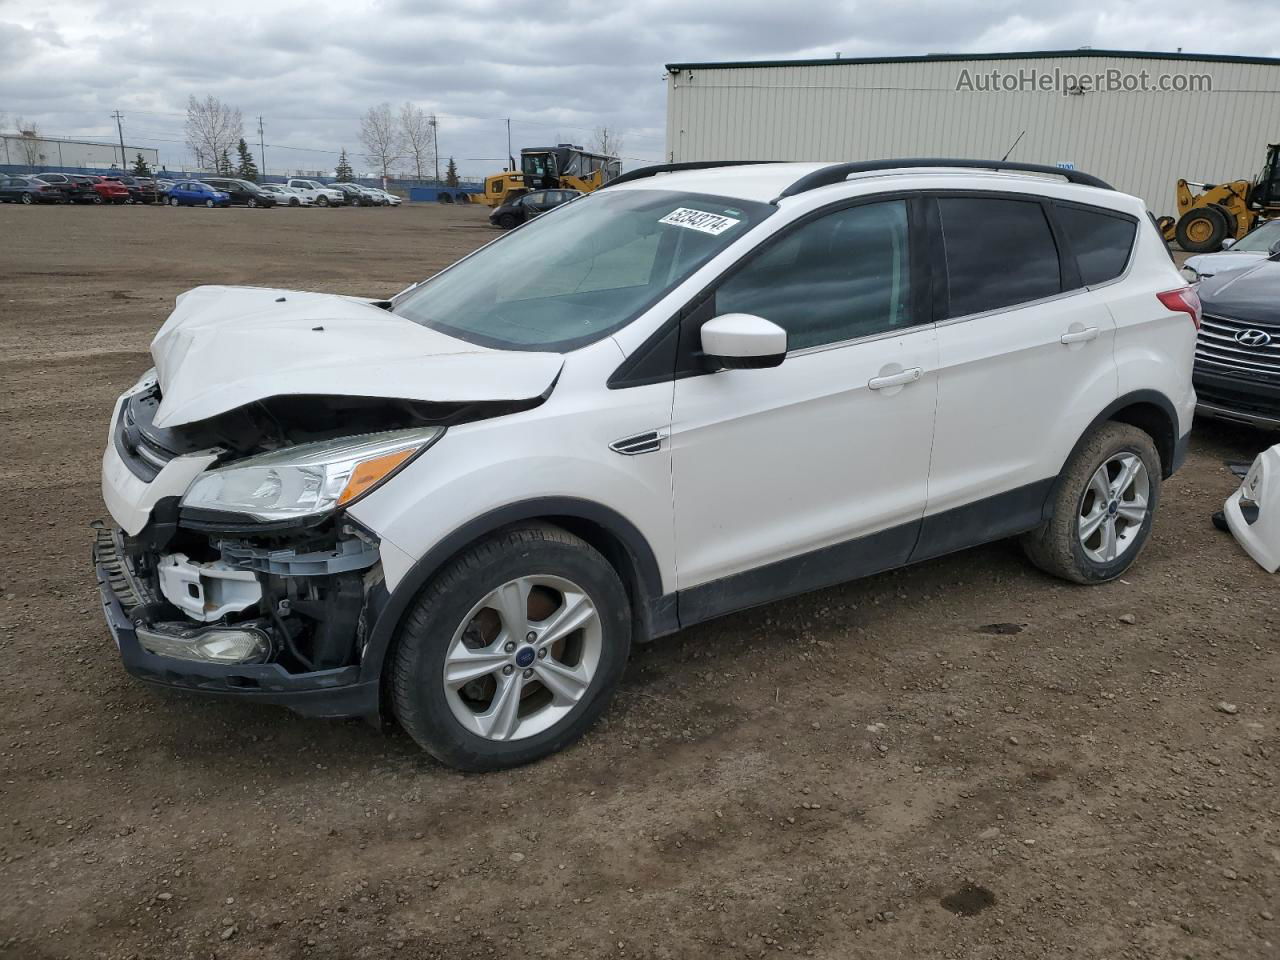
181;427;443;522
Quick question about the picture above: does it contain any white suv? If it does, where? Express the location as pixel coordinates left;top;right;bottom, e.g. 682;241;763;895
285;178;344;207
95;160;1197;770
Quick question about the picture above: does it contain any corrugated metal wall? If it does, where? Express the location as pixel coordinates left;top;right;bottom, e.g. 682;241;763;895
665;54;1280;217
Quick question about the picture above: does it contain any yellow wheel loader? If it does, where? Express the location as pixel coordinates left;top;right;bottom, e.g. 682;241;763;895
1159;143;1280;252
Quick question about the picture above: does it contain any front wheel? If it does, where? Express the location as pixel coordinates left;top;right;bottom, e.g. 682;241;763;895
496;213;517;229
247;197;257;208
205;199;215;208
392;524;631;771
1021;422;1162;584
169;197;179;206
316;195;329;206
290;198;300;207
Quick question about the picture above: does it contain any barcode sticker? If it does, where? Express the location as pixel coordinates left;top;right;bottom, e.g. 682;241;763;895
659;208;741;236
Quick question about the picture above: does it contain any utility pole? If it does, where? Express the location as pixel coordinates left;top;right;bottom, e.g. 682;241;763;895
429;114;439;183
257;116;266;178
506;118;513;170
111;110;126;170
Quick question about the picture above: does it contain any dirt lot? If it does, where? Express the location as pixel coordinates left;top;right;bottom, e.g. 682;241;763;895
1;202;1277;960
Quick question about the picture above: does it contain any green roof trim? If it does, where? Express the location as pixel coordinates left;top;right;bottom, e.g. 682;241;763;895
666;49;1280;72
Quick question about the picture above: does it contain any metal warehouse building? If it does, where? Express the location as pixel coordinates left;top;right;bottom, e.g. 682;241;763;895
664;49;1280;218
1;133;159;173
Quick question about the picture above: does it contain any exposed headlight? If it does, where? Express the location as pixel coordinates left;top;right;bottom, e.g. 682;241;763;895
1180;265;1201;284
181;427;443;522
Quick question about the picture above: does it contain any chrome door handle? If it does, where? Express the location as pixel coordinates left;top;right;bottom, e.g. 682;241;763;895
1060;327;1099;344
868;367;923;390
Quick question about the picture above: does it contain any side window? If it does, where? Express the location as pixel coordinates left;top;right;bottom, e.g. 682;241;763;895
938;197;1061;318
1055;204;1137;285
715;200;913;351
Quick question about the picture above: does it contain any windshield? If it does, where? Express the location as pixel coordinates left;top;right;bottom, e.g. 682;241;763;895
1232;219;1280;253
522;153;554;180
393;189;773;352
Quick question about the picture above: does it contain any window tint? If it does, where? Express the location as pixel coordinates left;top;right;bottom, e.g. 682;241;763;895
715;200;913;351
1056;205;1136;285
939;197;1061;318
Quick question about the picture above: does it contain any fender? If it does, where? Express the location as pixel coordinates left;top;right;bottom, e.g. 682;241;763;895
1041;388;1184;520
358;497;669;688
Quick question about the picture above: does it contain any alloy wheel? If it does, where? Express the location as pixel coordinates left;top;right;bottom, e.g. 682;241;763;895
1078;452;1150;564
442;575;602;742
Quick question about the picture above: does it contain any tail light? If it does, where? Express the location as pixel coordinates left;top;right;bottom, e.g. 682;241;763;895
1157;286;1202;330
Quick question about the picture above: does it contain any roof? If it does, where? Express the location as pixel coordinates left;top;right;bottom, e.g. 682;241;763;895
666;48;1280;72
611;161;1130;208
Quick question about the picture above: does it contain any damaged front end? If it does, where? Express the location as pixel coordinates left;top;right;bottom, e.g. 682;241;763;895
93;376;510;718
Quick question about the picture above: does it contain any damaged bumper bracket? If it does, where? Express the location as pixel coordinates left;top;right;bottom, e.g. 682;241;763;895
93;538;379;719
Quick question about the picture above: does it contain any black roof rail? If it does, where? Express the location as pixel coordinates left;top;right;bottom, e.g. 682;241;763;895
601;160;780;190
775;158;1114;200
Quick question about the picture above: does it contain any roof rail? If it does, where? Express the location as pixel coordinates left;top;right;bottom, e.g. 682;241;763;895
775;158;1114;200
601;160;780;190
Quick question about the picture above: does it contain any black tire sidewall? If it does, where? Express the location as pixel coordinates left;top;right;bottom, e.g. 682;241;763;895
393;531;631;771
1065;438;1161;582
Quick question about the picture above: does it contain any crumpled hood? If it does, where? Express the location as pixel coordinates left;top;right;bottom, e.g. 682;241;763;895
150;286;563;428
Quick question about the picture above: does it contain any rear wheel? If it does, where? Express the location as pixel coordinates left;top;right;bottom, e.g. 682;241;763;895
392;524;631;771
1021;422;1162;584
205;199;215;208
290;197;300;207
1175;206;1229;253
20;193;32;205
247;197;257;208
169;196;179;206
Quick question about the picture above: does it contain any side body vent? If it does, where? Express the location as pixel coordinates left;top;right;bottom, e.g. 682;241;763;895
609;431;665;456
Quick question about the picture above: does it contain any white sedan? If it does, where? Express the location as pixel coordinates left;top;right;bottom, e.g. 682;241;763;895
1185;218;1280;279
260;183;312;207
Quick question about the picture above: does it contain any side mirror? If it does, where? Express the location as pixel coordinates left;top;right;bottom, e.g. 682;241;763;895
700;313;787;370
1220;237;1235;250
1269;239;1280;260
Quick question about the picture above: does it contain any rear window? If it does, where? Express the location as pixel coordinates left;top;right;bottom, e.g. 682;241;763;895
939;196;1062;318
1056;205;1137;285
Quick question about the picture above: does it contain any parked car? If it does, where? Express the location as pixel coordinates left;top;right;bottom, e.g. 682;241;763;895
286;178;344;206
1192;256;1280;429
166;180;231;207
65;174;106;204
0;175;60;203
101;175;155;204
156;179;176;195
332;182;378;206
489;188;582;228
27;172;92;203
87;176;131;204
371;188;401;206
93;159;1195;771
200;177;277;208
260;183;310;206
1184;219;1280;280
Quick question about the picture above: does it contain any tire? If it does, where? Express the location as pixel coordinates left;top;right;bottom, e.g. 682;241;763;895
205;199;214;208
316;195;329;207
392;523;632;771
1021;422;1162;584
20;193;32;205
169;197;179;206
290;198;300;207
247;197;257;208
93;195;103;204
1175;206;1228;253
496;213;517;229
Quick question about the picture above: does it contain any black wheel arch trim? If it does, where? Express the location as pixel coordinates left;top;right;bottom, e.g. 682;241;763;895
1044;389;1184;518
360;497;668;688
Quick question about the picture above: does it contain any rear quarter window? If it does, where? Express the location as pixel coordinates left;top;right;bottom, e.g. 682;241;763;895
1056;205;1138;285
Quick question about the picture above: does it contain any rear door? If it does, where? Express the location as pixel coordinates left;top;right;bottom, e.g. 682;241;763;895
918;193;1119;559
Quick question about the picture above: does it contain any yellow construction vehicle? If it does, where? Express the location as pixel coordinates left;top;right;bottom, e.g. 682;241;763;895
1159;143;1280;252
478;144;621;207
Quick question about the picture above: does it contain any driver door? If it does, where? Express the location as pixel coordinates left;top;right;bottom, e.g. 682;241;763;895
670;198;939;622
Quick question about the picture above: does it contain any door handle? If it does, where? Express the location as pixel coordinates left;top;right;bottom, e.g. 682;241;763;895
1060;327;1099;344
868;367;923;390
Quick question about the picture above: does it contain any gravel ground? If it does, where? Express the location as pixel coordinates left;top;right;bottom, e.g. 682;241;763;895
1;202;1277;960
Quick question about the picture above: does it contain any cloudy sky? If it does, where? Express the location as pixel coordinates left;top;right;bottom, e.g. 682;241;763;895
2;0;1277;180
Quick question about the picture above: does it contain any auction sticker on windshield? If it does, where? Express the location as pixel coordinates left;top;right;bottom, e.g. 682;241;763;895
659;208;741;236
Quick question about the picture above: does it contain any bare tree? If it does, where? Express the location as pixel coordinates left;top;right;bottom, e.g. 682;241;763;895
591;126;623;158
14;117;44;169
399;102;434;181
360;103;401;181
184;95;243;171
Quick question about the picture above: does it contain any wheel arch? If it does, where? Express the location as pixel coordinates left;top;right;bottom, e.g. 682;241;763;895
361;497;670;703
1044;389;1182;519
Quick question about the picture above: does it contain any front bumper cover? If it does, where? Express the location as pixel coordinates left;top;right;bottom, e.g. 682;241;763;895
93;538;379;719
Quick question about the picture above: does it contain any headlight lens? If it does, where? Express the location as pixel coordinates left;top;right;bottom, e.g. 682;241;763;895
181;427;443;521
